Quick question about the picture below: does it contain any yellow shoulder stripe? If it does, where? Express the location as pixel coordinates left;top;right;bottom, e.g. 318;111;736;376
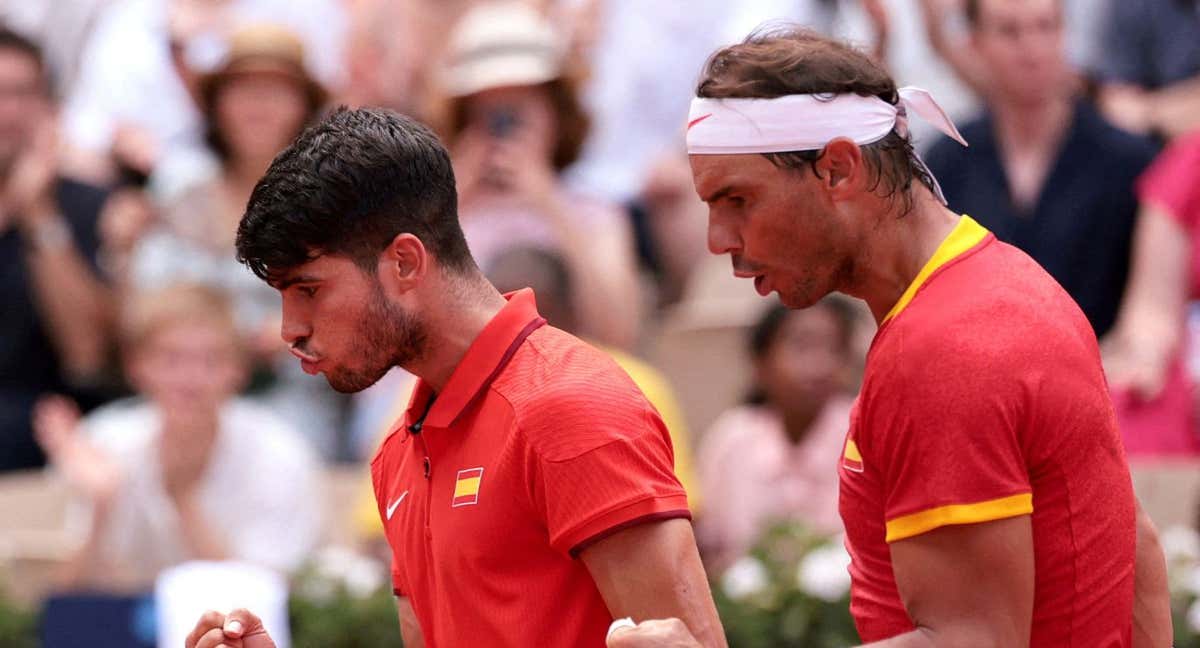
884;492;1033;543
881;215;990;325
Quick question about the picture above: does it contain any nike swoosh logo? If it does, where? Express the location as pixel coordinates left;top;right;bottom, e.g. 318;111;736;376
386;491;409;520
687;113;712;130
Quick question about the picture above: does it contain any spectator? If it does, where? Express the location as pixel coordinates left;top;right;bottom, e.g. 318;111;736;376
0;26;111;472
696;300;858;574
1104;131;1200;456
924;0;1158;338
110;23;343;457
439;1;642;350
1094;0;1200;140
60;0;346;189
34;283;320;593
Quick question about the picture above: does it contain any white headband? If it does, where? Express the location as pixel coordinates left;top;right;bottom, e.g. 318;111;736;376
686;86;967;202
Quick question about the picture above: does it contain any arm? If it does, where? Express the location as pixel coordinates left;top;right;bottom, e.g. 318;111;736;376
861;516;1034;647
581;518;726;648
1132;502;1172;648
1104;204;1189;398
396;596;426;648
916;0;990;97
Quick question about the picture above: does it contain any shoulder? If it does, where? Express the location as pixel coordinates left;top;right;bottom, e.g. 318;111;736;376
924;114;990;162
495;327;660;462
1077;103;1160;168
876;241;1092;382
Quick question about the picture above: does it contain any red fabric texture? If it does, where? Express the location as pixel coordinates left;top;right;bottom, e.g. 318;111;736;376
839;236;1136;646
370;289;689;648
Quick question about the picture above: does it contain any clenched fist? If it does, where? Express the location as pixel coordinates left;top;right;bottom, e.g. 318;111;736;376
184;608;275;648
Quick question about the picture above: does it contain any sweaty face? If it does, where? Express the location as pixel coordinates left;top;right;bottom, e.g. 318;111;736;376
277;255;425;393
689;153;853;309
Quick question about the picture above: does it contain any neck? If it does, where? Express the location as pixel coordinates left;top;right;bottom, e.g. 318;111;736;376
991;94;1072;154
780;401;823;444
403;272;508;392
224;156;274;196
843;188;962;324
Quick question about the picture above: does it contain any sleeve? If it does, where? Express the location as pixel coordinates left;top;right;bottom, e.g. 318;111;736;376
1136;134;1200;230
862;343;1033;544
528;391;691;557
1094;0;1149;84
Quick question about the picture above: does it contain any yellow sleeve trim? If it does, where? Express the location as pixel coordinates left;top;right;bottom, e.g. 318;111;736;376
882;215;990;325
885;493;1033;543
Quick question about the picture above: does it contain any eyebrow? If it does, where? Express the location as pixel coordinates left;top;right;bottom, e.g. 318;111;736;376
700;186;734;204
273;274;321;290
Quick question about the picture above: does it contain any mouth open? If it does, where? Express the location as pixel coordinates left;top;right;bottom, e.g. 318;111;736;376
290;347;322;375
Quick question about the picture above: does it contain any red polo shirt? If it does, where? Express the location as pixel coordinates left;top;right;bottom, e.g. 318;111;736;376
839;216;1136;646
370;289;690;647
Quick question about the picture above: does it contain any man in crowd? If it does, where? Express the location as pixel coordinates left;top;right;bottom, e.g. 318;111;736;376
0;25;111;472
183;108;725;648
923;0;1158;340
611;26;1171;648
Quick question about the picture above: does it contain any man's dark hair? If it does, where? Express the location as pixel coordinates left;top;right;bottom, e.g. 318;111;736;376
696;26;938;213
0;25;49;94
236;107;476;281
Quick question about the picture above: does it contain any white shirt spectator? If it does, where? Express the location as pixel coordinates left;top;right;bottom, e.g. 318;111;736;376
68;397;322;590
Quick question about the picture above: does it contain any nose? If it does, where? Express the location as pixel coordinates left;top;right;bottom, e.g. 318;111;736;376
707;210;742;256
279;295;311;347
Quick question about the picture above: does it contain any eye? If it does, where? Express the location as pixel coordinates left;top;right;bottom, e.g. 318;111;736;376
298;285;318;298
728;196;746;208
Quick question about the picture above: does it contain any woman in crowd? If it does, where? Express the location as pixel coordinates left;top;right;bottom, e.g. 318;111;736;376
696;298;859;573
1105;130;1200;456
438;1;641;350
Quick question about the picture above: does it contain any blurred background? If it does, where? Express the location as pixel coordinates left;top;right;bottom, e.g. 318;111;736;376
0;0;1198;646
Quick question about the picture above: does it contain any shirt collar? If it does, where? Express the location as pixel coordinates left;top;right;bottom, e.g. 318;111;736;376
406;288;546;430
881;214;991;325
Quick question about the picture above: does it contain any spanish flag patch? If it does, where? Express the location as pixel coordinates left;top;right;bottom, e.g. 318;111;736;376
452;467;484;507
843;439;864;473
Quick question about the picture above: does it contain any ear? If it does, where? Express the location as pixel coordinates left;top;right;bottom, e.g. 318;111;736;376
377;233;429;295
814;137;867;201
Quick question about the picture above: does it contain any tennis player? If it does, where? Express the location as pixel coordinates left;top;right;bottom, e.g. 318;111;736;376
183;108;725;648
610;26;1171;648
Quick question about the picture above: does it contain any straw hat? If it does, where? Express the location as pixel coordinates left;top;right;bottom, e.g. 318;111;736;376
199;23;327;109
442;2;565;98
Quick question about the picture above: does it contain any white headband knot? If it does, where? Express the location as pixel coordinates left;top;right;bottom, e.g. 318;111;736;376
686;86;967;202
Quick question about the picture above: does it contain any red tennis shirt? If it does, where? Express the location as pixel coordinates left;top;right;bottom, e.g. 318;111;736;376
838;216;1136;646
370;289;690;647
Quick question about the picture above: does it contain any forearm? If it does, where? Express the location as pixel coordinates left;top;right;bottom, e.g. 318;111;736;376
57;501;114;589
1132;506;1172;648
1147;76;1200;139
173;494;230;561
22;214;113;379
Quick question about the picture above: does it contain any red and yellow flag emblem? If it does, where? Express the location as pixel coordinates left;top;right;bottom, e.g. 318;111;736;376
843;439;864;473
452;467;484;507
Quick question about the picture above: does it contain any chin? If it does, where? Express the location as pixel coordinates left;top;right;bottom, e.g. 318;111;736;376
325;366;390;394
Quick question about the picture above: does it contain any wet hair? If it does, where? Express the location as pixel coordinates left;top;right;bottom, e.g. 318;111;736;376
696;25;938;214
236;107;476;282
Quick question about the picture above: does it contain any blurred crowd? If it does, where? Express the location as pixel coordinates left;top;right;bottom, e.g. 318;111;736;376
0;0;1198;642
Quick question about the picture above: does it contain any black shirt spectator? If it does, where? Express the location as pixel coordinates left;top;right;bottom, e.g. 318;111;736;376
0;177;108;471
925;100;1158;337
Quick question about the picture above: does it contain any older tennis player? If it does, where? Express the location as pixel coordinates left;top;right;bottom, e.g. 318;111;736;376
610;26;1171;648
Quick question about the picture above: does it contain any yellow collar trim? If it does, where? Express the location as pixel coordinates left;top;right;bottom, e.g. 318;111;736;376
881;215;989;325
